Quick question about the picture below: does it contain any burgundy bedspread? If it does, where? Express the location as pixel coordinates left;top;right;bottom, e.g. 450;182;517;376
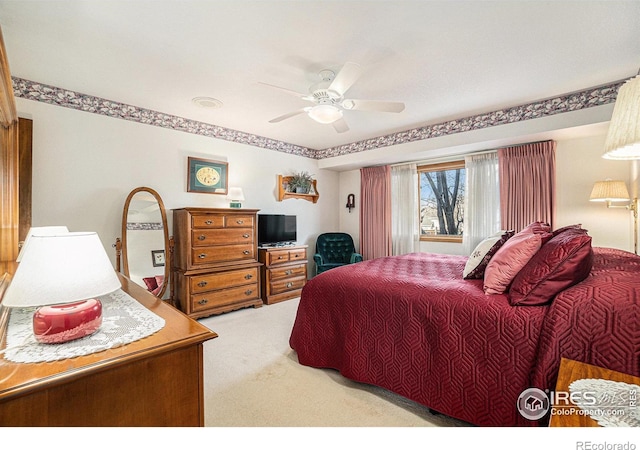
289;252;549;426
289;249;640;426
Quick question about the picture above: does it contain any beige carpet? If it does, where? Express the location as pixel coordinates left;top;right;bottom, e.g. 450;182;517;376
199;298;470;427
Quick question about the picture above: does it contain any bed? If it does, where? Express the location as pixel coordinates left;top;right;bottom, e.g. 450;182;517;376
289;243;640;426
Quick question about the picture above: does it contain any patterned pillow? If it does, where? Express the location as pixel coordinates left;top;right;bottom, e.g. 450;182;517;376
483;232;543;295
463;230;514;279
509;228;593;306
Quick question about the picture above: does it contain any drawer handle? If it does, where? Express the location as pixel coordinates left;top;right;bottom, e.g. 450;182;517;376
244;274;253;280
277;255;284;259
244;289;253;296
237;219;244;224
293;254;299;258
205;220;213;225
243;233;250;238
198;281;208;287
198;235;206;241
285;270;293;275
243;250;250;255
198;299;208;305
286;282;293;288
198;253;207;259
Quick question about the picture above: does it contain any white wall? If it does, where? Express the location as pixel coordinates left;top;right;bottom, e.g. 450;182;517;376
17;98;340;270
337;131;636;256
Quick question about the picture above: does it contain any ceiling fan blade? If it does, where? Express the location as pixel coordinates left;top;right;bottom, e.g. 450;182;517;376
269;109;307;123
343;99;405;113
332;117;349;133
258;81;309;99
329;62;362;96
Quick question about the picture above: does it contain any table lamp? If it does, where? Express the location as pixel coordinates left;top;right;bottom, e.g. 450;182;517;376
2;232;121;344
16;226;69;262
227;187;245;208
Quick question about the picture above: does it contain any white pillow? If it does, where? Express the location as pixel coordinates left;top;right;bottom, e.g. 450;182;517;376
463;230;514;279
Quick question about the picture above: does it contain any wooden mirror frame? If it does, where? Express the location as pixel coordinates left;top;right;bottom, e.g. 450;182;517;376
120;187;170;299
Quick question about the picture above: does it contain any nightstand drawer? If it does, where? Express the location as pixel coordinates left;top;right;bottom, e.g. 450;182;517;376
266;249;291;265
288;248;306;261
270;277;306;295
190;282;260;313
191;244;255;265
269;264;307;281
191;228;253;246
190;267;258;293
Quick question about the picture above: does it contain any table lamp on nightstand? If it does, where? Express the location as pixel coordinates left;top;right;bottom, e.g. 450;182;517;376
2;232;122;344
227;187;245;208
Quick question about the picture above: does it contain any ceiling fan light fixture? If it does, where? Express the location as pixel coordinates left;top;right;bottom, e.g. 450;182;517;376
307;105;343;124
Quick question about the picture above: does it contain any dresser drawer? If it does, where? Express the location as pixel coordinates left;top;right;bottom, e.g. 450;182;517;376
269;277;306;295
224;215;254;228
190;282;259;313
191;244;255;265
269;264;307;281
192;214;225;229
191;228;253;246
190;267;258;294
288;248;306;262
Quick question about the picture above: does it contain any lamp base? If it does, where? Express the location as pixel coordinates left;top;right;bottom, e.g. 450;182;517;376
229;201;242;208
33;299;102;344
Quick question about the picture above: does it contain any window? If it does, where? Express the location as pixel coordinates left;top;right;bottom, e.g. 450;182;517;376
418;161;466;242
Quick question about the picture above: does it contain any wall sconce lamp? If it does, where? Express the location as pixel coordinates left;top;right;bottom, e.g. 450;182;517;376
227;187;245;208
3;232;122;343
346;193;355;213
590;179;638;254
602;72;640;160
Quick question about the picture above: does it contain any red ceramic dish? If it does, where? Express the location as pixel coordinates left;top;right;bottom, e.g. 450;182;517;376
33;299;102;344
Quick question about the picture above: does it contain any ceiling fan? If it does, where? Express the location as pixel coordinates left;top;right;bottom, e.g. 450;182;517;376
259;62;405;133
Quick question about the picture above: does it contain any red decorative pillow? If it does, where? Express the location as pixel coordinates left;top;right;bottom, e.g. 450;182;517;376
142;276;159;291
520;221;552;235
551;223;582;237
483;232;543;295
509;228;593;306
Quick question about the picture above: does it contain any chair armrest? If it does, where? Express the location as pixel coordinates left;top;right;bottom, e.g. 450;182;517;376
350;253;363;263
313;253;323;265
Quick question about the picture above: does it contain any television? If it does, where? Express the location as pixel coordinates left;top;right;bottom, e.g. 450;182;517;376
258;214;297;247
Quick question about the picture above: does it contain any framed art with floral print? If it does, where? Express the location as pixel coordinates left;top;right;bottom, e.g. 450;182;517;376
187;157;228;194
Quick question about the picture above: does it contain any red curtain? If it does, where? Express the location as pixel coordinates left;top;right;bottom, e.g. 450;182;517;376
498;140;556;231
359;165;392;260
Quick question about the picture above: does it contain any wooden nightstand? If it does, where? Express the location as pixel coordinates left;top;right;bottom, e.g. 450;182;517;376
259;245;308;304
549;358;640;427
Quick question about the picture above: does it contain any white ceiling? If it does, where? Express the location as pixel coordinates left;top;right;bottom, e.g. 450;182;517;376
1;0;639;153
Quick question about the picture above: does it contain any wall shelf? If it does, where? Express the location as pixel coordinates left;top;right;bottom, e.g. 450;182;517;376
277;175;319;203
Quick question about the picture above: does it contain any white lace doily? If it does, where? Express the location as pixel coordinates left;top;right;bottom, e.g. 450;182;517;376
3;289;165;363
569;378;640;427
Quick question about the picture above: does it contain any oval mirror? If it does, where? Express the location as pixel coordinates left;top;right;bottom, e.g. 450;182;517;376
121;187;170;299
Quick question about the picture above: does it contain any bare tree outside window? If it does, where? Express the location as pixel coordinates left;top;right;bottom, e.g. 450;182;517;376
418;161;465;241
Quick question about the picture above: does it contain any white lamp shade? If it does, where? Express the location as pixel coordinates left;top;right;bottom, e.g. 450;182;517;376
3;232;121;308
227;187;245;201
589;180;630;202
603;75;640;160
16;226;69;262
307;105;343;124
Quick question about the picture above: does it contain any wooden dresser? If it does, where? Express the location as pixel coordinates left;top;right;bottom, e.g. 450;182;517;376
172;208;262;319
259;245;308;304
0;273;217;426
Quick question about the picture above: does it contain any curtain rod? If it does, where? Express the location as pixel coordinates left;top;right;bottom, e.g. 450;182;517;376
390;139;553;167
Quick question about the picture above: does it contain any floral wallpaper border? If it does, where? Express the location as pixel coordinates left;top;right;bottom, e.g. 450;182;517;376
12;77;622;160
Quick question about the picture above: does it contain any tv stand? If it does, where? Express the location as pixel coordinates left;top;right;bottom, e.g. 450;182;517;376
258;245;308;305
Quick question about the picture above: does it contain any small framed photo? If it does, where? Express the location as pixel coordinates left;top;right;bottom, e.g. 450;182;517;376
152;250;165;267
187;157;228;194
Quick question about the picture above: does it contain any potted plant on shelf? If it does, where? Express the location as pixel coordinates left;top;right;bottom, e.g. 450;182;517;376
288;171;314;194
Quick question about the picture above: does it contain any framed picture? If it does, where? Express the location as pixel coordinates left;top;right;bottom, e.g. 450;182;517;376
152;250;165;267
187;157;228;194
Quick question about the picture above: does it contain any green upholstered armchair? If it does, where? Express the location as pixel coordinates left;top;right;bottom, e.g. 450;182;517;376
313;232;363;275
